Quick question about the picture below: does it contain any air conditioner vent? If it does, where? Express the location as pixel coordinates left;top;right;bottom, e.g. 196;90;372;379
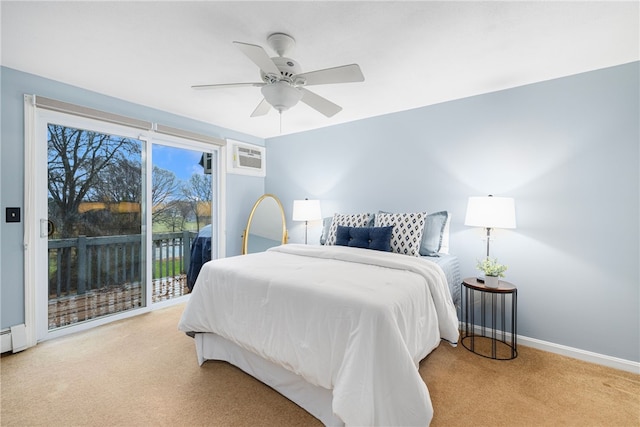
237;147;263;169
227;140;266;177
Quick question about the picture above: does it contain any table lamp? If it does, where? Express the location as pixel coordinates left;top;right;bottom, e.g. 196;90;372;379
292;198;322;244
464;195;516;258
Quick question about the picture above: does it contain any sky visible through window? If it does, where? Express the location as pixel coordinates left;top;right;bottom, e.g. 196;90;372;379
152;144;205;181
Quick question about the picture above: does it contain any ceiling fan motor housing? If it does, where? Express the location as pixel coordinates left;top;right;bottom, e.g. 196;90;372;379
261;57;303;84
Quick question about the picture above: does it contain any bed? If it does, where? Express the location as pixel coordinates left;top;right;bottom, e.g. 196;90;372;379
178;240;460;426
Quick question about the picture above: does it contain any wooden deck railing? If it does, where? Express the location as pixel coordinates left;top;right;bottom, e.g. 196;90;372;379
47;231;200;329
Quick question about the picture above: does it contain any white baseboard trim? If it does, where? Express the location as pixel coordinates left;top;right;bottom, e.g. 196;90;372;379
459;322;639;374
517;335;639;374
10;324;27;352
1;325;28;353
1;329;12;353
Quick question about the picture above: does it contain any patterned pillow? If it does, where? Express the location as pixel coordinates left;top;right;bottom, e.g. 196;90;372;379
324;213;371;245
319;216;333;245
374;212;427;256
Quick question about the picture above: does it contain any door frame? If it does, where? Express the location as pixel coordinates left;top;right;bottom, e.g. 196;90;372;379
23;96;226;345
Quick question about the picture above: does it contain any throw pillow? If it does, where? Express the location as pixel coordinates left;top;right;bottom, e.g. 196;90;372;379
420;211;449;256
335;225;394;252
374;212;426;256
324;213;371;245
319;216;333;245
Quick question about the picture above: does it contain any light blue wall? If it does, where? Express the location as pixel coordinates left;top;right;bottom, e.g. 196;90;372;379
0;66;265;330
225;174;265;256
3;63;638;363
266;62;640;362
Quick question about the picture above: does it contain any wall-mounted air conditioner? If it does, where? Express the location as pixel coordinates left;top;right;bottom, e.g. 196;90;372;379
226;140;266;177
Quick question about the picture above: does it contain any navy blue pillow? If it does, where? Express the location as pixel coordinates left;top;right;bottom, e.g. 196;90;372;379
335;225;394;252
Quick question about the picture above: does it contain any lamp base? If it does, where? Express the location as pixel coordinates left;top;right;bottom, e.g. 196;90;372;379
304;221;308;245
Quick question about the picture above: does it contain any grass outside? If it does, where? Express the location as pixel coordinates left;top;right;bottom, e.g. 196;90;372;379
153;257;185;278
152;221;201;233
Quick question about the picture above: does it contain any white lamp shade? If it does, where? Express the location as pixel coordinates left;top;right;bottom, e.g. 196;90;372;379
261;82;303;112
464;196;516;229
292;199;322;222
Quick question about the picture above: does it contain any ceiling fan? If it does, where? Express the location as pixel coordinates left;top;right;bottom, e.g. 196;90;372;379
192;33;364;118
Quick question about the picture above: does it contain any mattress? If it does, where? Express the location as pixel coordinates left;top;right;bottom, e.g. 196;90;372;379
425;253;461;309
179;244;460;426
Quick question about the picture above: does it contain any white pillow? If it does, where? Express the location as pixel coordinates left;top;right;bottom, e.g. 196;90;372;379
324;213;371;246
439;213;451;254
375;212;426;256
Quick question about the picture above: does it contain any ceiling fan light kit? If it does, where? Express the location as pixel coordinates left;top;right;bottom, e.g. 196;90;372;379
261;81;303;112
192;32;364;119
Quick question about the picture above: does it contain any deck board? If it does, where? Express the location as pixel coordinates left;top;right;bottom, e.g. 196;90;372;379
48;275;189;329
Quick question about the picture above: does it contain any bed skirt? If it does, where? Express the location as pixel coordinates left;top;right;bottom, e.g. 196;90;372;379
194;332;344;426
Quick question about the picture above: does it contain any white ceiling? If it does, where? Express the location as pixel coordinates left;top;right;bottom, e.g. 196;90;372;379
2;1;638;139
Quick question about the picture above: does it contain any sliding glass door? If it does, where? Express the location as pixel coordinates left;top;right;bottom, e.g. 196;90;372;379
46;122;145;330
32;106;221;341
150;143;217;304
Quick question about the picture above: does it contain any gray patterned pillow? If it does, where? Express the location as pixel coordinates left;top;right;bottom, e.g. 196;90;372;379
375;212;427;256
324;213;371;245
319;216;333;245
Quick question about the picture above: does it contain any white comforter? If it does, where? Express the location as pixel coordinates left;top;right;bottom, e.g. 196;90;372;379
178;244;459;426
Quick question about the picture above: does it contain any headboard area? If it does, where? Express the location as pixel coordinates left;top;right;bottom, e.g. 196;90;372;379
319;210;459;307
320;210;451;256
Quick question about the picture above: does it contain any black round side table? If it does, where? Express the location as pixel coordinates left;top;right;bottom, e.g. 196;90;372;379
461;277;518;360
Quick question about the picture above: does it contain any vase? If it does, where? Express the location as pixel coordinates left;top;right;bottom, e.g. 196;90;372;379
484;275;499;288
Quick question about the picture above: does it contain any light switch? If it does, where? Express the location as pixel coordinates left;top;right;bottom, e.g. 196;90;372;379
6;207;20;223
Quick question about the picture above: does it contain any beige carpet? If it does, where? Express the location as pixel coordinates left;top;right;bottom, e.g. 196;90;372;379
1;304;638;426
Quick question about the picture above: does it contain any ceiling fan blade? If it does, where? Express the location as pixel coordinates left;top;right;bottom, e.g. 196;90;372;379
250;98;271;117
232;41;281;76
297;64;364;86
192;82;264;90
300;88;342;118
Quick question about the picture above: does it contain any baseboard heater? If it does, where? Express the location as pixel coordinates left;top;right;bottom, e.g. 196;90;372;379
1;324;27;353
